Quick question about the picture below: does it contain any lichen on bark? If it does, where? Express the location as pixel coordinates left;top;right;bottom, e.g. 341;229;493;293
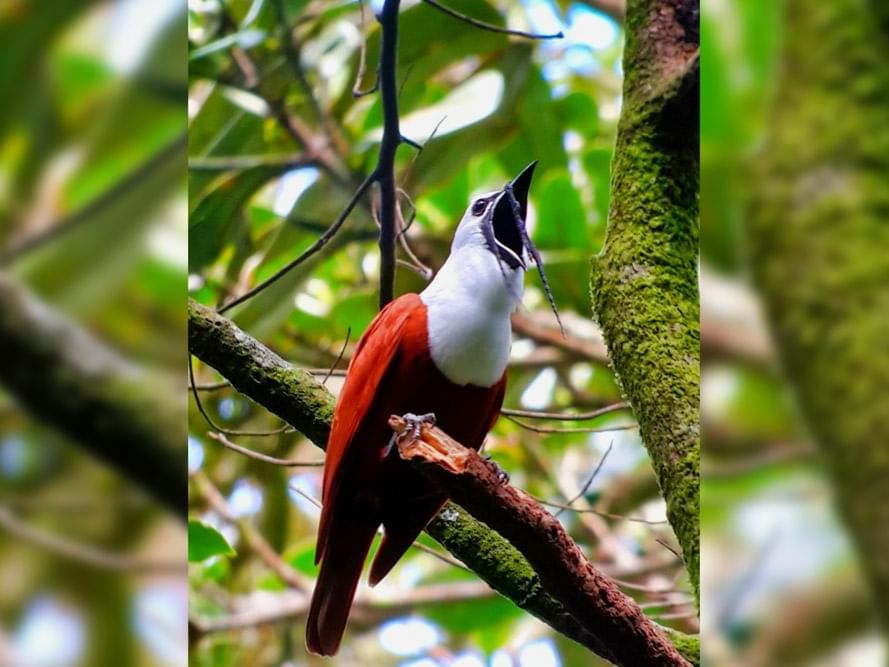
590;0;700;600
745;0;889;630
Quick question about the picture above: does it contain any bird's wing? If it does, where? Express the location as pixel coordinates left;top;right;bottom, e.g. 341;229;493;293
315;293;422;560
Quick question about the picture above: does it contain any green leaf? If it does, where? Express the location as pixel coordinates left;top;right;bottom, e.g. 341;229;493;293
188;520;236;562
189;165;284;269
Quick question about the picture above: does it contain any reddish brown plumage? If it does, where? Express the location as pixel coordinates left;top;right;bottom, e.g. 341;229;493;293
306;293;506;656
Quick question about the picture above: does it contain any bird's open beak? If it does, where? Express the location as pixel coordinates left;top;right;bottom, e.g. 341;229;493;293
491;162;537;268
509;161;536;221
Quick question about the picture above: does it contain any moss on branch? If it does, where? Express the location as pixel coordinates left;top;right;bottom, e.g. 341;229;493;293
187;298;699;662
590;0;700;600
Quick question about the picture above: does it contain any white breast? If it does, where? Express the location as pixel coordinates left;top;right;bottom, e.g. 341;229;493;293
420;246;523;387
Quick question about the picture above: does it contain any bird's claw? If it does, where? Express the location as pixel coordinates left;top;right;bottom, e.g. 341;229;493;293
403;412;436;440
484;455;510;485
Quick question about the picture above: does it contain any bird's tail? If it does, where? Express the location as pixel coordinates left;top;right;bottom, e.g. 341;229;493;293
305;511;378;656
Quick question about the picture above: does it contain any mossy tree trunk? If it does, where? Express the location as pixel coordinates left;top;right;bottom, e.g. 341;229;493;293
746;0;889;631
591;0;700;600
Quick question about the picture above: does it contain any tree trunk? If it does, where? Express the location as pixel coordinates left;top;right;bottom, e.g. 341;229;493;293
746;0;889;631
590;0;700;600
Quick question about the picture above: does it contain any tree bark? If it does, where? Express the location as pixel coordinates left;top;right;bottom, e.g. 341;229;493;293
745;0;889;631
188;298;700;663
391;416;690;666
590;0;700;600
0;274;186;517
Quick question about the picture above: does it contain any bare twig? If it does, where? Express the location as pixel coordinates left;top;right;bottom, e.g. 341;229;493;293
533;499;668;525
206;432;323;467
389;416;689;666
189;356;290;436
555;441;613;516
501;401;629;421
0;506;184;575
352;0;379;98
216;171;376;314
511;313;608;362
192;471;310;591
505;415;637;434
322;328;351;385
422;0;564;39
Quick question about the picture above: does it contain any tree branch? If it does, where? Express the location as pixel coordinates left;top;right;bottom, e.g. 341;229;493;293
422;0;564;39
0;506;183;575
0;275;186;517
186;300;699;663
389;416;688;666
375;0;402;307
590;0;700;600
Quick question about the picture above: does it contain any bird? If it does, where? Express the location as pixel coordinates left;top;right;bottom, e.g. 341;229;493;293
306;162;549;656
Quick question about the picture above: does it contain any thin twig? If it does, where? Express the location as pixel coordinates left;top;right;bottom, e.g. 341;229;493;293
501;402;629;421
0;506;184;575
422;0;564;40
192;471;310;590
504;415;637;434
555;442;613;516
189;356;290;436
217;171;376;314
394;190;433;279
206;432;323;467
401;115;447;187
322;328;351;385
352;0;379;98
535;499;668;525
1;133;187;265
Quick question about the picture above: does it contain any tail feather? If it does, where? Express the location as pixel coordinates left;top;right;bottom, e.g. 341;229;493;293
306;512;378;656
369;495;446;586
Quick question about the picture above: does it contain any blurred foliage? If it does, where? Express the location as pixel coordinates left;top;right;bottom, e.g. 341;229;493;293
188;0;694;665
0;1;186;666
702;0;886;664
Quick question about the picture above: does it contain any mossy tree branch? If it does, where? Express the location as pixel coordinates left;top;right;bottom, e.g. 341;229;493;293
746;0;889;630
187;299;699;664
391;416;689;666
590;0;700;600
0;274;186;517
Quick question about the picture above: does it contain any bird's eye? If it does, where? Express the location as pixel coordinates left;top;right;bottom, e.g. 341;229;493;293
471;198;487;216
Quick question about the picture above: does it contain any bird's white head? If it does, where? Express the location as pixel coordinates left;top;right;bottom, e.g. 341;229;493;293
451;161;537;273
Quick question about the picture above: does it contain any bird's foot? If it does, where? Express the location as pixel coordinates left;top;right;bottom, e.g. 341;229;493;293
403;412;437;441
484;455;510;485
385;412;437;459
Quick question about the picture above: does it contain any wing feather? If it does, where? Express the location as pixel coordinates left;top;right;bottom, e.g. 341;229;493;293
315;293;422;561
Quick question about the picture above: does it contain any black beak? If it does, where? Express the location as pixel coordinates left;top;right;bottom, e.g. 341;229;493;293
491;161;536;268
509;161;536;221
